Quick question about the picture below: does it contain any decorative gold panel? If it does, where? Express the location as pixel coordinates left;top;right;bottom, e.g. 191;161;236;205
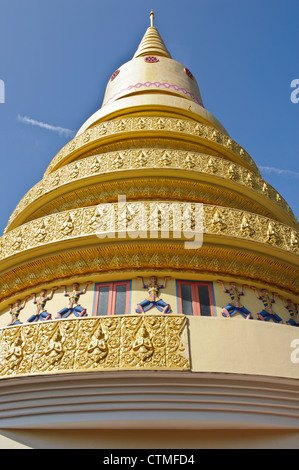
0;315;190;378
1;203;298;262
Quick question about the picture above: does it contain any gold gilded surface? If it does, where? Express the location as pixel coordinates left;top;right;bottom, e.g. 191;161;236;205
5;149;296;232
1;203;298;262
15;180;277;228
0;315;190;378
43;117;260;176
0;244;298;306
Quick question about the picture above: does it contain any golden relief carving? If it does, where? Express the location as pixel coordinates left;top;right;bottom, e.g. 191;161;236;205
0;324;38;377
11;231;22;250
90;156;102;172
194;123;203;135
0;244;297;306
183;153;196;168
245;171;253;187
227;164;237;180
5;149;296;233
207;157;217;173
51;171;61;187
137;151;148;167
86;323;109;363
157;118;167;129
68;163;80;179
44;327;65;366
34;220;47;242
265;220;280;245
176;120;185;132
117;120;126;132
262;182;269;196
211;209;227;232
161;151;172;166
137;118;146;129
82;130;91;143
132;322;154;363
0;315;190;378
61;213;75;236
4;331;24;371
112;153;124;169
99;123;108;135
240;214;255;237
291;230;299;248
0;203;298;264
43;117;260;176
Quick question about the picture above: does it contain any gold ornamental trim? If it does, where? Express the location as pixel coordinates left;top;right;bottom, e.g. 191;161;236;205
13;179;282;232
0;245;298;305
43;117;260;176
5;149;296;233
1;203;298;263
0;315;190;379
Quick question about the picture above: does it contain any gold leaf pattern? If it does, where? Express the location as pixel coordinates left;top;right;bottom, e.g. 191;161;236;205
0;315;190;378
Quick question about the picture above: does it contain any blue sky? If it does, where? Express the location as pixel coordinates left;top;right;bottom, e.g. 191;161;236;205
0;0;298;235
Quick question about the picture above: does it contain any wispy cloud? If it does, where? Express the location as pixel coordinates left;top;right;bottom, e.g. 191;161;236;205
17;114;75;137
259;166;299;179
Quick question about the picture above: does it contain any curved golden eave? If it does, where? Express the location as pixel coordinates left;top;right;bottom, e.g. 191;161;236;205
44;117;259;177
5;159;298;233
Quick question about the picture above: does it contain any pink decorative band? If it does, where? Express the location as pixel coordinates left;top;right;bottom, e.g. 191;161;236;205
104;81;204;108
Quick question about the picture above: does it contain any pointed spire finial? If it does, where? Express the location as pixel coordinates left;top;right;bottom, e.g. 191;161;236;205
150;10;154;27
133;10;172;59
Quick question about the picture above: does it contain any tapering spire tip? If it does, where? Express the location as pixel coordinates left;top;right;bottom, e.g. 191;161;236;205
133;10;172;59
150;10;154;27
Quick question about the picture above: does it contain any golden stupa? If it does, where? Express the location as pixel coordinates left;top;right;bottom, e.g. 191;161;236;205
0;12;298;449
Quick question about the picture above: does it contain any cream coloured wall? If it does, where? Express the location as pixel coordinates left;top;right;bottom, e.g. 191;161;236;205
189;315;299;379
